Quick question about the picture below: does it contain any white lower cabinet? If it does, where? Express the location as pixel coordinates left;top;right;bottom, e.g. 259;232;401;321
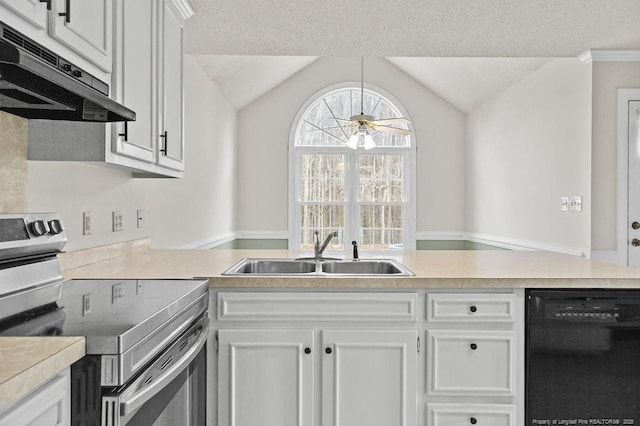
425;291;523;426
427;403;516;426
427;330;515;397
217;329;314;426
322;330;417;426
214;289;523;426
217;328;417;426
0;368;70;426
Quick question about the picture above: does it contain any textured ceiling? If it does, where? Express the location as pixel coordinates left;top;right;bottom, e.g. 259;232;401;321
186;0;638;111
184;0;640;57
192;56;318;110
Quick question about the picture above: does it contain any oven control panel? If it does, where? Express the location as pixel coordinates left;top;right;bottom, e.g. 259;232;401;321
0;213;67;262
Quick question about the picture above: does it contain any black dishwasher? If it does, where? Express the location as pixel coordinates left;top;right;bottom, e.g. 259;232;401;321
527;289;640;426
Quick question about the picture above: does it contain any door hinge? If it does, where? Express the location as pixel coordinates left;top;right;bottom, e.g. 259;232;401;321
214;331;219;353
417;336;420;353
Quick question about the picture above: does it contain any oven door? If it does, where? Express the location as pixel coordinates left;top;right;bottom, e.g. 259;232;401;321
527;290;640;425
101;317;208;426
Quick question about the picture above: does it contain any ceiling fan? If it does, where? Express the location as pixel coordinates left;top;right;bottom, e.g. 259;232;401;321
339;57;412;149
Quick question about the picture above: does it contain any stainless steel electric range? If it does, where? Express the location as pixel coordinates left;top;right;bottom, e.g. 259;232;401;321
0;213;209;426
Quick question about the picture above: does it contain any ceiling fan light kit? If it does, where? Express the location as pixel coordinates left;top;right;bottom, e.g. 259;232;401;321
341;57;412;150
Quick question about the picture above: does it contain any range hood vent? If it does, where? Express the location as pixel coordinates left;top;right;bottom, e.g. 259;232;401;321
0;21;135;122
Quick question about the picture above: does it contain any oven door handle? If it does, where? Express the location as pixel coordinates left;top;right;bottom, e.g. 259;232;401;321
119;319;209;417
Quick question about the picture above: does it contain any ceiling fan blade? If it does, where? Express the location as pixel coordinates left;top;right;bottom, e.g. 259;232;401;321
370;117;411;125
370;124;412;136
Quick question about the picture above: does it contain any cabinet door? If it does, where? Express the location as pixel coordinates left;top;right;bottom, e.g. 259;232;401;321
0;0;47;31
322;330;417;426
156;0;184;171
0;368;70;426
218;329;314;426
111;0;156;163
427;330;516;397
49;0;112;72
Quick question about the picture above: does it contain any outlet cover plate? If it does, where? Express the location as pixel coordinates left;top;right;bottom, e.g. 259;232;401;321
112;211;123;232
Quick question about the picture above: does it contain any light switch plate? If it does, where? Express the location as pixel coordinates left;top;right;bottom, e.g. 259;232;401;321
83;211;92;235
561;197;570;211
571;196;583;211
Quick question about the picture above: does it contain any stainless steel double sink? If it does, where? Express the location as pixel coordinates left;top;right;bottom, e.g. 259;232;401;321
222;258;414;276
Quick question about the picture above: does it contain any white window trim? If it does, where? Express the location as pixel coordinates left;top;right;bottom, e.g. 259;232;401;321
288;82;417;254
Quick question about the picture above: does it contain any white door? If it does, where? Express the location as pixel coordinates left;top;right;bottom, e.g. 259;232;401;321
111;0;156;163
322;329;417;426
156;0;185;171
628;101;640;266
217;329;314;426
49;0;112;72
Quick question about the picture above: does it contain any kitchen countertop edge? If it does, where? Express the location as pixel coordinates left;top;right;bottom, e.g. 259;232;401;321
0;336;85;414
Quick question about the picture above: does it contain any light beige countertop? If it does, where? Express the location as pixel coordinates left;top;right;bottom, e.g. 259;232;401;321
0;337;85;413
61;248;640;288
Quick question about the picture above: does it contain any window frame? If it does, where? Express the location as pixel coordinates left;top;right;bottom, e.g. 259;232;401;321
288;82;416;254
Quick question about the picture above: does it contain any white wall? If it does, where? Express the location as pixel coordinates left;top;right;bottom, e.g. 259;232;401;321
466;58;592;254
145;55;238;248
24;57;238;251
237;56;467;235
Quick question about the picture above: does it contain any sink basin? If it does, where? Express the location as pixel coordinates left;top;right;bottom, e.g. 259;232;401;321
321;260;412;275
222;258;413;276
224;259;316;275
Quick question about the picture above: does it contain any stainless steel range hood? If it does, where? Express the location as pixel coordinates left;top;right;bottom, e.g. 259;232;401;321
0;22;135;122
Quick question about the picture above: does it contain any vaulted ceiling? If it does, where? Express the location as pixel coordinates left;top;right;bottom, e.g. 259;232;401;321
184;0;640;111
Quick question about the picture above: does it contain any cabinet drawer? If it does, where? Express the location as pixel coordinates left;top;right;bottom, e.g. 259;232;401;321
427;293;516;322
427;403;516;426
427;330;516;396
217;292;418;322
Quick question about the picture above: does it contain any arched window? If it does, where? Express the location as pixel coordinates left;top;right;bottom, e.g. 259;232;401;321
289;83;416;253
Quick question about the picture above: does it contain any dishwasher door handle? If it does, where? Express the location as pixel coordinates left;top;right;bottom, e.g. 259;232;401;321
117;319;209;417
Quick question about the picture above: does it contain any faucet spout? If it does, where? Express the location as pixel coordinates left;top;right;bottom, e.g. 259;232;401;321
314;230;338;259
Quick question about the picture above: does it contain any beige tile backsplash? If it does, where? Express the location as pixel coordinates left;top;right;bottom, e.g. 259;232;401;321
0;112;27;213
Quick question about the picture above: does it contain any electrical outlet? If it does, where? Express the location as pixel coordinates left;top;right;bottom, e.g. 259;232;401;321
137;209;144;229
111;283;123;304
112;211;123;232
82;293;91;316
83;211;92;235
560;196;570;211
571;195;583;211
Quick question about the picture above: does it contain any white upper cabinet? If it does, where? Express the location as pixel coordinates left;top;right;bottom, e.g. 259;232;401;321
0;0;47;31
48;0;112;72
0;0;111;74
111;0;156;163
110;0;191;177
157;0;185;171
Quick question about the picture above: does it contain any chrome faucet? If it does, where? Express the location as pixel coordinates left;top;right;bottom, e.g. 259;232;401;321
314;230;338;260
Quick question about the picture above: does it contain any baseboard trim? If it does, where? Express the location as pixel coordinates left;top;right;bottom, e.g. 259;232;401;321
417;231;588;256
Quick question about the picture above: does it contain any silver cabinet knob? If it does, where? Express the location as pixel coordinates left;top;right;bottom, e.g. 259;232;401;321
633;222;640;230
632;239;640;247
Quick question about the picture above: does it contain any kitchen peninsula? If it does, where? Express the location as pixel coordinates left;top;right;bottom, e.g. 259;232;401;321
44;243;640;426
